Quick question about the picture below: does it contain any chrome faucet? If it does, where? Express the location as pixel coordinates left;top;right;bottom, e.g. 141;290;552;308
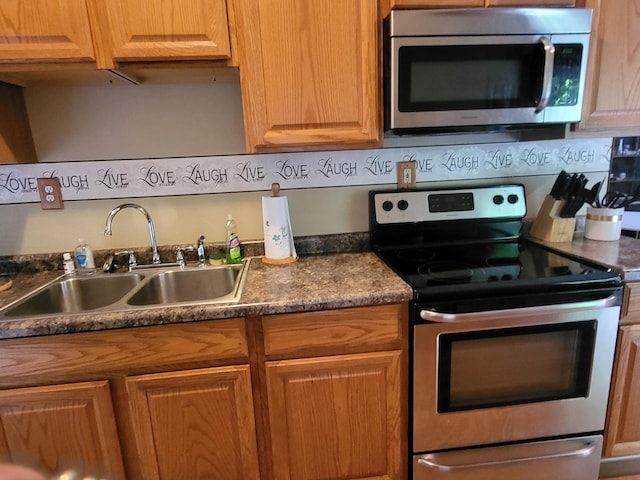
104;203;161;265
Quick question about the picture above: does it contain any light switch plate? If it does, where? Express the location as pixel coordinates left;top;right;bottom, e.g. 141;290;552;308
396;161;416;189
37;177;64;210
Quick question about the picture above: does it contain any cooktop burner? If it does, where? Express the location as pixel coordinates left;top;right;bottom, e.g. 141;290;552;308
375;240;615;299
369;185;621;301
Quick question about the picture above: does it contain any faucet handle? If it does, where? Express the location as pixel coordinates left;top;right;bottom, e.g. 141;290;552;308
115;250;137;271
176;245;195;267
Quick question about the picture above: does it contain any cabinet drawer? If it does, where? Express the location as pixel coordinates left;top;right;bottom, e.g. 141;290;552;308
262;303;405;357
0;318;248;387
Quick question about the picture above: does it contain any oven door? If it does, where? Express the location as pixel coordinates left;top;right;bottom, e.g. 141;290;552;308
388;34;589;130
412;291;620;453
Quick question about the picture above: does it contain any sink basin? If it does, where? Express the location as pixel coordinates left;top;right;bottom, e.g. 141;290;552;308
0;260;250;319
127;264;244;306
2;273;145;317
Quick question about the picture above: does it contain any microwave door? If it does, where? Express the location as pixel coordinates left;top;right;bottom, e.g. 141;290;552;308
389;35;563;130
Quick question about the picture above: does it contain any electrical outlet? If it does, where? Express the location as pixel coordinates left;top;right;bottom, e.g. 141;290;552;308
37;177;64;210
396;161;416;189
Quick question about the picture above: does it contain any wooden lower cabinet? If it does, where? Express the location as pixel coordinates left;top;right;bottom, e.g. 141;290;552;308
125;365;260;480
266;351;404;480
605;324;640;457
0;380;126;479
0;304;408;479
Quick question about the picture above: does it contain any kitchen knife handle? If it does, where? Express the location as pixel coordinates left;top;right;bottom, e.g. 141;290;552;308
535;36;555;114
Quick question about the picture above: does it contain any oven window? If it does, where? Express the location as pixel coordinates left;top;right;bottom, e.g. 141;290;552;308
398;44;544;111
437;321;595;412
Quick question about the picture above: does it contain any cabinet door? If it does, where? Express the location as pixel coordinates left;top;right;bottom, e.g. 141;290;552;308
578;0;640;131
125;365;260;480
0;0;95;63
86;0;232;69
266;351;405;480
605;325;640;457
0;381;125;479
233;0;381;152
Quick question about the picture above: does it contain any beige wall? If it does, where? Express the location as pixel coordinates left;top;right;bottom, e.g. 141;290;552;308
0;79;607;256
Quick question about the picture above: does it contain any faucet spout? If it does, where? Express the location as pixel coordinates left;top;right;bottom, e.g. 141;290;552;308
104;203;161;264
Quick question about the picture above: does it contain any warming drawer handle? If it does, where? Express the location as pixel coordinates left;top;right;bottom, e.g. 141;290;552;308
534;36;555;114
416;440;597;471
420;293;620;323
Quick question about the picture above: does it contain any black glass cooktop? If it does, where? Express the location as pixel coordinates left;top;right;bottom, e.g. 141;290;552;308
375;240;620;301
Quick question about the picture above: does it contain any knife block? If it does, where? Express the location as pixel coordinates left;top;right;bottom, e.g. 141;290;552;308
529;195;576;242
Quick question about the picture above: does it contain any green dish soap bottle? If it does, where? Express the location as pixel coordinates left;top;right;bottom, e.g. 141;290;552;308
225;214;242;264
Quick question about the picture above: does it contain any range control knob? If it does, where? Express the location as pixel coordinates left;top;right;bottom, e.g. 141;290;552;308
493;195;504;205
397;199;409;211
382;200;393;212
507;194;519;204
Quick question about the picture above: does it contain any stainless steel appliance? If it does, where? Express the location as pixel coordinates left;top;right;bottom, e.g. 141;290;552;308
369;184;622;480
385;8;592;132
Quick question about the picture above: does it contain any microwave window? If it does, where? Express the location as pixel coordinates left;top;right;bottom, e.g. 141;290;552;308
437;321;595;412
410;59;521;105
398;44;544;112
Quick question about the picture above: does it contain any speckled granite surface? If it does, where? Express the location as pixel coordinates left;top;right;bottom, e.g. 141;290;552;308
529;233;640;281
0;252;412;339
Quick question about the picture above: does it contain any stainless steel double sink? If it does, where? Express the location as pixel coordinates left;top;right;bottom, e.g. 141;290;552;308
0;259;250;318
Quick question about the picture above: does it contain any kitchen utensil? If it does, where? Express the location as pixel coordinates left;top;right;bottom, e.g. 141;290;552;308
586;180;603;208
550;170;571;200
602;192;632;209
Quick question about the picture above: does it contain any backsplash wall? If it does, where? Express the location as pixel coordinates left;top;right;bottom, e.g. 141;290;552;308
0;82;612;256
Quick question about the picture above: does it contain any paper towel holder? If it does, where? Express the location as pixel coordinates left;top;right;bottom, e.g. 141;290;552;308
262;182;298;265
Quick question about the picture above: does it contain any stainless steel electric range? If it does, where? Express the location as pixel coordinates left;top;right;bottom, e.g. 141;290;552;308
369;184;622;480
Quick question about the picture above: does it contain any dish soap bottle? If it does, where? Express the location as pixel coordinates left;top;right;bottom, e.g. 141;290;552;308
75;238;96;274
225;214;242;264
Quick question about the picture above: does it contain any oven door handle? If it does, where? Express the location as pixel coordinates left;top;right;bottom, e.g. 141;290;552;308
420;293;619;322
534;36;556;114
416;438;598;471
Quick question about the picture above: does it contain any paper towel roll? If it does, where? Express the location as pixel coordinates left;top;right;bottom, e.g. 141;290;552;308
262;196;297;261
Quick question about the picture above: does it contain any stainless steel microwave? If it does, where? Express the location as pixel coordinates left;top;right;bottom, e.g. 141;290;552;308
385;8;592;132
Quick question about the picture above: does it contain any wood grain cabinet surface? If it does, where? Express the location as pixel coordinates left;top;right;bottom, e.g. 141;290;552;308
125;366;260;480
0;304;408;479
266;351;404;480
233;0;381;152
577;0;640;133
86;0;233;69
0;381;126;479
0;0;96;64
605;284;640;458
0;0;234;69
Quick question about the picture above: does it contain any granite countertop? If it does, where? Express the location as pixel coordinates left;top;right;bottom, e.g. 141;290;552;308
0;252;413;340
530;233;640;282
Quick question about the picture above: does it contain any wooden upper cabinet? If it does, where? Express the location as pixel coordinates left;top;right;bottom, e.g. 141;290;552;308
0;0;96;63
86;0;233;69
577;0;640;132
0;381;126;479
233;0;381;152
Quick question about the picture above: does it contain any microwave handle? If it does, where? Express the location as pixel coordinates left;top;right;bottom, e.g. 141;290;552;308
420;293;620;323
534;36;556;114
